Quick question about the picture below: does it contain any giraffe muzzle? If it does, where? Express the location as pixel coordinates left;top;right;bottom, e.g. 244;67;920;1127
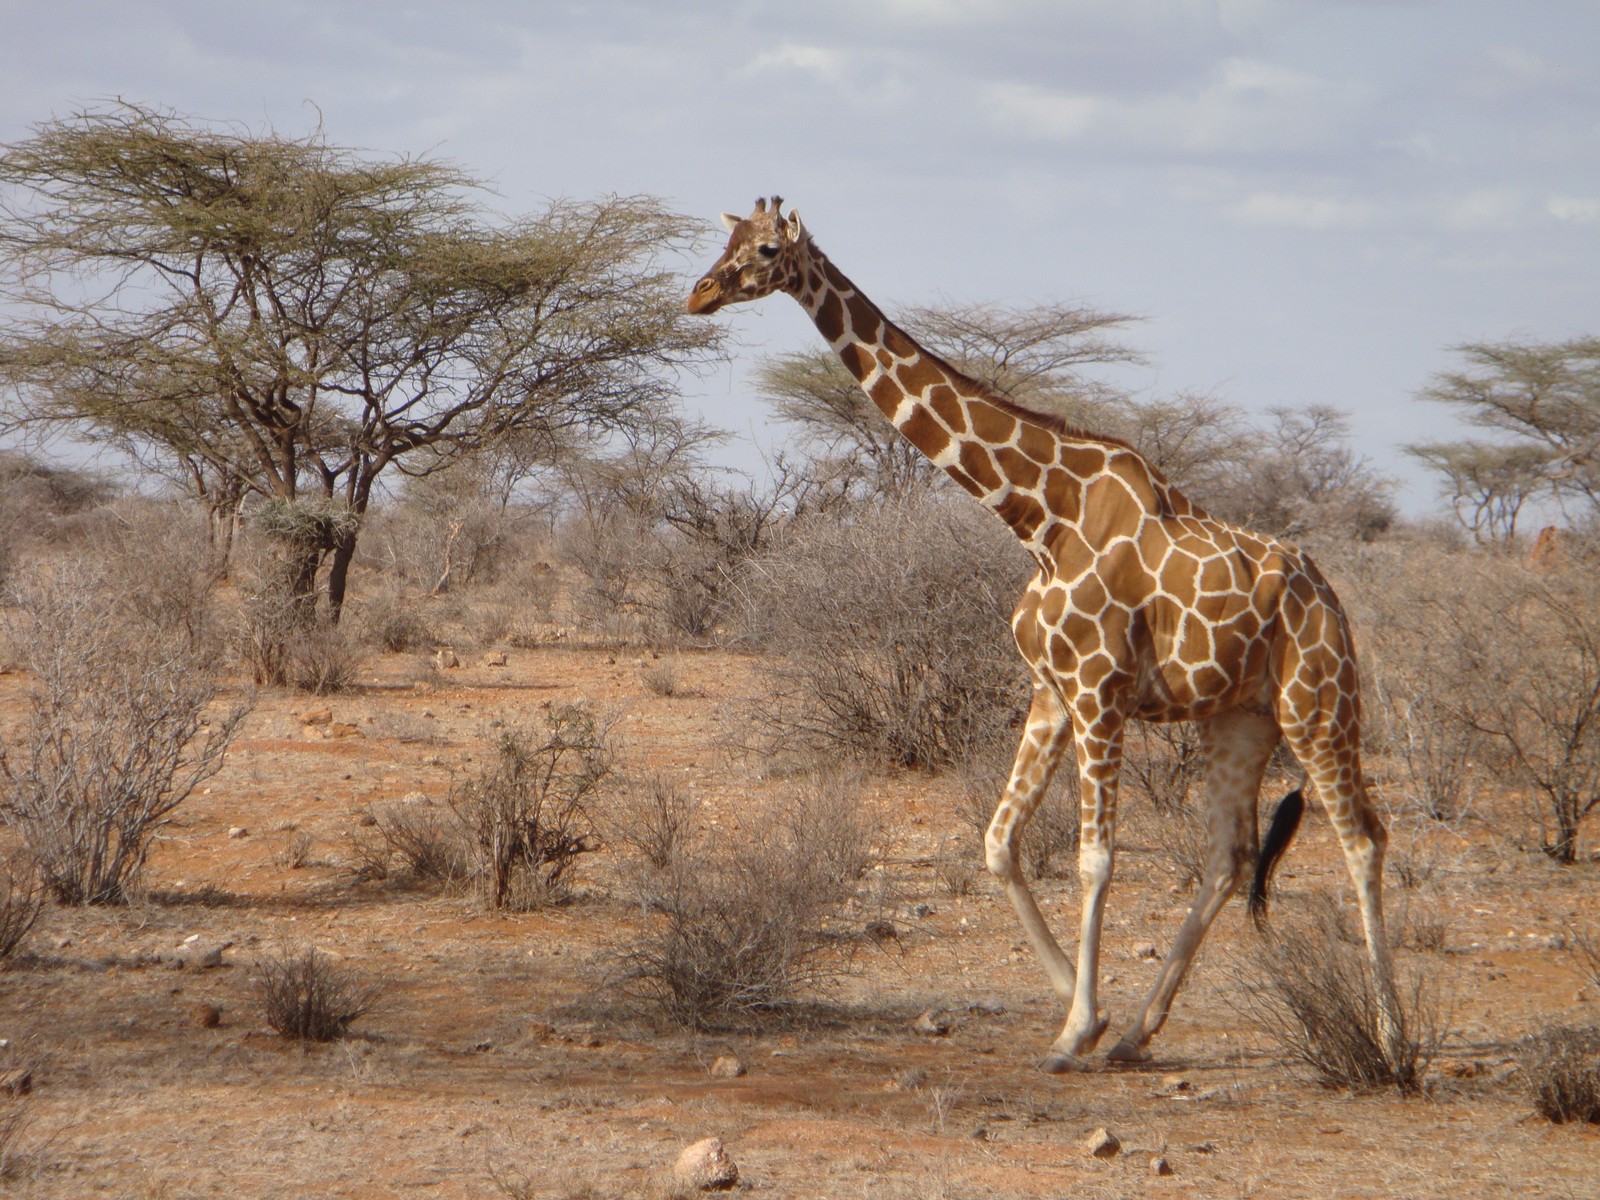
686;276;723;315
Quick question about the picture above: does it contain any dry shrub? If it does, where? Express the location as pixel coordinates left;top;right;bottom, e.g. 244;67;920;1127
363;799;474;886
614;771;875;1027
0;858;43;962
356;587;435;653
740;494;1030;770
0;560;250;905
1574;928;1600;994
1120;721;1204;813
607;774;698;871
284;619;363;694
256;946;384;1041
450;706;616;909
0;1096;33;1182
1517;1026;1600;1124
1142;798;1212;892
640;659;683;698
1237;895;1442;1094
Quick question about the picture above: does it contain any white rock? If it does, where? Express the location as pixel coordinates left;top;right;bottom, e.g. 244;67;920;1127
673;1137;738;1191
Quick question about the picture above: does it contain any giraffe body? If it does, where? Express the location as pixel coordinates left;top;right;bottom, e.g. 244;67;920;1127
689;199;1403;1073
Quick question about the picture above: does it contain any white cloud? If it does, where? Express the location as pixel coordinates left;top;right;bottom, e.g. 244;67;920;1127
1226;190;1379;230
1438;189;1526;232
743;43;851;83
1547;195;1600;223
983;56;1365;156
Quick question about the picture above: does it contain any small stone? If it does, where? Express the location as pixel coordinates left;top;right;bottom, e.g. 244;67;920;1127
673;1137;738;1191
1133;942;1159;961
1150;1155;1173;1176
1083;1127;1121;1159
911;1009;952;1037
328;723;362;739
909;903;934;919
864;918;898;941
969;998;1006;1015
709;1055;745;1078
227;826;249;839
192;1003;222;1029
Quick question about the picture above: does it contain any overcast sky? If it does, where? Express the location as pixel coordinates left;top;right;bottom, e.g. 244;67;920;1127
3;1;1597;512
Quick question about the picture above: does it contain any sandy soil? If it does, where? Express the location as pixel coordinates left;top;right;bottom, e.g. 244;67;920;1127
1;643;1596;1199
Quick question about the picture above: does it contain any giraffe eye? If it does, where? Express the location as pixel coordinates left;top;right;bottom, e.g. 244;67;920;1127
757;243;780;259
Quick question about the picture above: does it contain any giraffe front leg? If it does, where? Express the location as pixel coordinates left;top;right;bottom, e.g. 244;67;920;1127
984;687;1078;1006
1041;723;1123;1073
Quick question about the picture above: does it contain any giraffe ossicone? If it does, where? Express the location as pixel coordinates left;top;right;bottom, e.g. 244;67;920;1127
689;197;1407;1076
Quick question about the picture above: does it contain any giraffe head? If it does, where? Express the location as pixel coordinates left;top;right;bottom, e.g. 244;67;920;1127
686;196;807;315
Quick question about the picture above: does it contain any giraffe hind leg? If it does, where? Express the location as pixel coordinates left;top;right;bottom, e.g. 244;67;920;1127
1107;709;1279;1063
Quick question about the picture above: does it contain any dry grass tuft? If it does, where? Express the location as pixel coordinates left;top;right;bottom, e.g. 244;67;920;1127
255;946;385;1042
1236;896;1444;1094
1517;1025;1600;1124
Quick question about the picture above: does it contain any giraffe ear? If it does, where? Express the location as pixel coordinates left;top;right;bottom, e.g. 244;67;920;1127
784;209;806;241
721;212;742;232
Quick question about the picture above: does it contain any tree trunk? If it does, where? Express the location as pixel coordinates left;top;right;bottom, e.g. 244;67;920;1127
325;527;359;625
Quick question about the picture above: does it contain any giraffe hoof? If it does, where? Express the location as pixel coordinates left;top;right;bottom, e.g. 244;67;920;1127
1105;1039;1152;1064
1039;1051;1095;1075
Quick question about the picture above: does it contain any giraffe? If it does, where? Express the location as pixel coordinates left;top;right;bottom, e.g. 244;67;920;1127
688;197;1405;1074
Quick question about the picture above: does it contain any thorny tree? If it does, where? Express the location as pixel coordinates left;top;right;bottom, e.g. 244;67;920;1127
0;103;722;618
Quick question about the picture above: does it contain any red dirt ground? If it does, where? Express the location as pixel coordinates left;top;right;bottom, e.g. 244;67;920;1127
1;644;1596;1198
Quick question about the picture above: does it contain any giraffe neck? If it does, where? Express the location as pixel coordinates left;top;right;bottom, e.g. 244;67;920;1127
786;240;1084;547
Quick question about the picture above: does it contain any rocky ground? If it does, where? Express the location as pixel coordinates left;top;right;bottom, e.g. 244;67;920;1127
0;644;1596;1199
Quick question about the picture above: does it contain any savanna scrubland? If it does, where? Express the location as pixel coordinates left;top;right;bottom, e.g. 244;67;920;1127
0;105;1596;1198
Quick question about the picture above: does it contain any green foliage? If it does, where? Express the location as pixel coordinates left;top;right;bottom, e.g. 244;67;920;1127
0;102;722;618
1411;337;1600;541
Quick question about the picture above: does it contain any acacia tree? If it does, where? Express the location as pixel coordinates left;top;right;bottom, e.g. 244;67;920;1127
1410;338;1600;541
0;103;721;618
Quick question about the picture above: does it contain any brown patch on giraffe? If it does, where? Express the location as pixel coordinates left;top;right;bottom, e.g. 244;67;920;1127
883;323;917;359
845;294;881;343
927;385;966;432
1058;612;1099;653
994;446;1042;490
1198;556;1233;596
837;342;875;381
1039;584;1067;626
1080;476;1136;550
814;290;845;342
995;492;1048;540
1058;444;1108;479
944;463;984;497
1070;573;1109;617
896;354;948;396
968;402;1018;446
1109;451;1170;517
1041;469;1083;525
1159;552;1202;605
1178;611;1215;666
1097;539;1154;604
958;440;1004;493
1017;422;1057;464
899;406;952;460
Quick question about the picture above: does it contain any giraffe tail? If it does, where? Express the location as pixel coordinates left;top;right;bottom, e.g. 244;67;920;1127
1249;787;1306;929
